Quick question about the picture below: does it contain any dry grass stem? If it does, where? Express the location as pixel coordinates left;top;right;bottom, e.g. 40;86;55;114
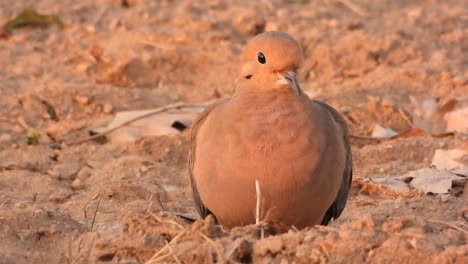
425;219;468;236
255;179;265;239
398;108;413;126
314;225;339;233
147;209;185;230
67;102;203;145
164;240;182;264
198;231;223;263
145;229;187;264
337;0;368;17
91;197;101;230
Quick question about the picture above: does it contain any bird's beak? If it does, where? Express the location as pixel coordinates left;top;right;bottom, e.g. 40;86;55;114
282;71;302;96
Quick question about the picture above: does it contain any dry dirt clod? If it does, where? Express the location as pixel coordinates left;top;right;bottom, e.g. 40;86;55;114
75;96;89;105
452;75;468;87
49;163;82;181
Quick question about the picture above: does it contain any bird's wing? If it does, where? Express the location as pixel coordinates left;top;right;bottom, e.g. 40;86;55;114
312;100;353;225
188;99;229;219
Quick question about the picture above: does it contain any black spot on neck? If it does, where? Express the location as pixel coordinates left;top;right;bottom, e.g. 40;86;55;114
245;75;252;79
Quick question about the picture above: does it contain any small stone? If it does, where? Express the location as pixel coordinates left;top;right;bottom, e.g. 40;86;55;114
85;25;96;33
51;163;81;181
13;125;24;133
77;167;93;180
71;178;82;189
119;258;139;264
0;133;12;142
140;166;149;173
75;96;89;105
440;194;450;202
254;236;283;255
103;104;113;113
265;22;280;32
76;63;89;73
49;190;71;203
14;201;28;209
47;169;61;180
452;75;467;87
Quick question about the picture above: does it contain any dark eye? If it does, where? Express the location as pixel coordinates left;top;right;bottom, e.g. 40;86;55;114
257;52;266;64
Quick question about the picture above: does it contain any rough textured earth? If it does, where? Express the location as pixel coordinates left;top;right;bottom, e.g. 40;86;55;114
0;0;467;263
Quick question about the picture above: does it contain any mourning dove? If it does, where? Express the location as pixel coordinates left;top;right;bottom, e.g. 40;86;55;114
189;31;352;232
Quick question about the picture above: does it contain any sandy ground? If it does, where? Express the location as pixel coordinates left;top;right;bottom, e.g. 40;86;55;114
0;0;467;263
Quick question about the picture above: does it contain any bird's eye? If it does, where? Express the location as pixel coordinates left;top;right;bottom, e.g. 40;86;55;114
257;52;266;64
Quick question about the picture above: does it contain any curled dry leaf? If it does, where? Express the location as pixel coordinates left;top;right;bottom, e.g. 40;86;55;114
408;168;465;194
444;98;468;133
431;149;468;176
362;168;466;196
371;124;397;138
410;96;468;134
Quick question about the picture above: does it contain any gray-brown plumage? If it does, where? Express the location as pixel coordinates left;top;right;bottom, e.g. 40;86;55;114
188;31;352;232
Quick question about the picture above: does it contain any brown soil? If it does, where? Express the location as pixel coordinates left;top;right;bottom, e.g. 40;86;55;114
0;0;467;263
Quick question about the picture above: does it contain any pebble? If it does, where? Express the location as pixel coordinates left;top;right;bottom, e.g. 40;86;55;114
254;236;283;255
452;75;467;87
50;163;82;181
14;201;28;209
103;104;113;113
76;63;89;73
48;191;71;203
0;133;12;142
440;194;450;202
77;167;93;181
71;178;82;190
75;96;89;105
85;25;96;33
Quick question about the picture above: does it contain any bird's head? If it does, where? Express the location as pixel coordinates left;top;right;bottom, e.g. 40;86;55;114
240;31;304;95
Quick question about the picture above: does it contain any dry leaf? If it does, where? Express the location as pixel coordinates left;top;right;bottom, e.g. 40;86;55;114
365;177;411;193
90;103;210;144
407;168;464;194
371;124;397;138
410;96;468;134
362;167;466;195
444;100;468;133
431;149;468;176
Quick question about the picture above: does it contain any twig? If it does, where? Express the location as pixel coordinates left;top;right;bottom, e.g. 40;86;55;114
145;229;187;264
398;108;413;127
0;199;10;208
66;102;204;145
425;219;468;236
164;240;181;264
17;116;30;130
198;232;223;263
147;210;185;230
91;197;101;230
314;225;340;233
147;252;172;263
337;0;368;17
350;134;389;141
